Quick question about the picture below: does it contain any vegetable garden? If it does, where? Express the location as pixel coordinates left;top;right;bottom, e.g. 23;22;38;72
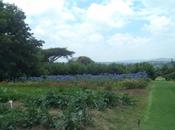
0;78;148;130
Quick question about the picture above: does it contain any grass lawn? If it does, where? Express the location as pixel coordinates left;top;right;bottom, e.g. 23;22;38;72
141;81;175;130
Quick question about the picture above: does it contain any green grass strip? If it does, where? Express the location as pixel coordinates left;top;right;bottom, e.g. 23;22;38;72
141;81;175;130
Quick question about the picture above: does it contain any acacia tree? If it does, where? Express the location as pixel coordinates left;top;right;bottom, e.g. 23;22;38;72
42;48;74;63
0;1;43;80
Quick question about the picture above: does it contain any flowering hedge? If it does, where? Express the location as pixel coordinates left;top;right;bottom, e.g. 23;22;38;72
20;72;148;81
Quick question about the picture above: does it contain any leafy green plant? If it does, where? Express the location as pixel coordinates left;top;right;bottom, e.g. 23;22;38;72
102;91;120;107
20;107;42;128
119;80;148;89
56;102;91;130
0;84;134;130
120;94;135;105
0;88;20;103
0;106;22;130
44;91;69;109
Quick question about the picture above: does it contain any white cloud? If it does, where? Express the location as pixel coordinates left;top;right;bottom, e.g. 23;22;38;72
4;0;65;15
86;0;134;27
136;0;175;39
144;15;172;34
4;0;75;23
106;34;152;60
108;33;150;46
3;0;175;61
142;0;175;12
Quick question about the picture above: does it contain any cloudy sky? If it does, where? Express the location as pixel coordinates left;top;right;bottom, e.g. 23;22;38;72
4;0;175;62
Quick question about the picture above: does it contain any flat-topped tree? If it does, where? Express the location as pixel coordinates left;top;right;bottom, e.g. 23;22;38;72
43;48;74;63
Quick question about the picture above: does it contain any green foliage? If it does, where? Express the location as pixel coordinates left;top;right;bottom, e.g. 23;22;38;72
23;89;132;111
165;72;175;80
120;93;134;105
0;80;144;130
43;92;69;109
127;62;155;79
69;56;95;65
0;89;133;129
0;103;10;114
45;62;155;79
0;1;43;81
0;106;22;130
119;80;149;89
43;48;74;63
57;102;91;130
102;91;120;107
45;63;127;75
19;106;56;129
20;107;42;128
155;61;175;80
0;87;21;103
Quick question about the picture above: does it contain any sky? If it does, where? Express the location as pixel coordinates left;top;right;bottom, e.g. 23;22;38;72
3;0;175;62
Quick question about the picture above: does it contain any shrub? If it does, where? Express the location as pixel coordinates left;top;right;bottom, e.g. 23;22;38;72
102;91;120;107
44;92;69;109
165;72;175;80
0;107;22;130
119;80;148;89
0;88;21;103
20;107;42;128
120;94;135;105
56;101;91;130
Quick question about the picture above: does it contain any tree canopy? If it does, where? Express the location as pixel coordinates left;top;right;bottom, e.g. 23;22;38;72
0;1;43;80
42;48;74;63
69;56;95;65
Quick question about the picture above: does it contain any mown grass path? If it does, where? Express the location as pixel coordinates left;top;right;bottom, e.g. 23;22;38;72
141;81;175;130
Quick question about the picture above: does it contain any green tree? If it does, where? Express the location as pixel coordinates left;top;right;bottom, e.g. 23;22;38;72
129;62;155;79
0;1;43;80
42;48;74;63
69;56;94;65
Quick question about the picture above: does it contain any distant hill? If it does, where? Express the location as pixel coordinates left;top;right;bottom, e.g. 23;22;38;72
98;58;175;67
148;58;175;67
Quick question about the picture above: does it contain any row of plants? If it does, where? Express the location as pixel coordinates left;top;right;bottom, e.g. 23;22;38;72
44;62;155;79
0;79;149;103
20;72;148;81
69;79;149;90
0;89;134;130
0;79;149;101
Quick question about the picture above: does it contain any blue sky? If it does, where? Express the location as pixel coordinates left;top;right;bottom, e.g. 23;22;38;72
4;0;175;62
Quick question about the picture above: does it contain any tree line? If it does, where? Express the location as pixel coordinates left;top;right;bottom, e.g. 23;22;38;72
44;62;155;79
